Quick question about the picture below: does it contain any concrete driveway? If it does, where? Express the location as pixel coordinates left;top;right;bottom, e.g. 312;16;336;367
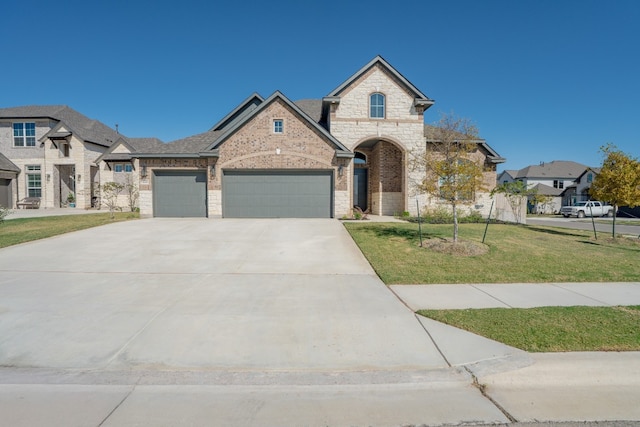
0;218;449;373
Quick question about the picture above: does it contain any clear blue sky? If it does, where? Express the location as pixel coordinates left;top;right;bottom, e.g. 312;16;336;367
3;0;638;172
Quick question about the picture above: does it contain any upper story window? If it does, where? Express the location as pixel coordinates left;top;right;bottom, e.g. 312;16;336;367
553;179;564;189
13;122;36;147
273;119;283;134
370;93;385;119
587;173;593;183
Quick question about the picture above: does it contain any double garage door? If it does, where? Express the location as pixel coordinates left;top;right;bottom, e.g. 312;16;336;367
223;170;333;218
153;170;332;218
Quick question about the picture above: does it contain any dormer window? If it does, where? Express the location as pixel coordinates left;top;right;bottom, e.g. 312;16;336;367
273;119;283;134
370;93;385;119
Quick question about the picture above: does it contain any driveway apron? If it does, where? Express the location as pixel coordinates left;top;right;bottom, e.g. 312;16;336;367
0;218;447;374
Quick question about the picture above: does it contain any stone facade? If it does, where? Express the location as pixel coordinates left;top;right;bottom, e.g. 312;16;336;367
328;63;428;215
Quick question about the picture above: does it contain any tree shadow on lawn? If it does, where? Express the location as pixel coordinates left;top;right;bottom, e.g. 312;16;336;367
525;225;587;238
365;225;437;241
578;239;640;253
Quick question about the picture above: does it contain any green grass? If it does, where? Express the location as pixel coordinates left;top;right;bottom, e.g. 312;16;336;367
418;306;640;352
344;222;640;284
0;212;139;248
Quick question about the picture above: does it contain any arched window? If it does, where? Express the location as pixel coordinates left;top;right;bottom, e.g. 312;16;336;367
370;93;385;118
354;152;367;165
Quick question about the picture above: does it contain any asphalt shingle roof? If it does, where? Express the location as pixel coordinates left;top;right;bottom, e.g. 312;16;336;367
0;152;20;173
151;131;222;154
516;160;588;179
0;105;121;147
531;183;564;196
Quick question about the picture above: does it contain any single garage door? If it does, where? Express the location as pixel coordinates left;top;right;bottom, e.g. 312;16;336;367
223;170;333;218
153;170;207;217
0;179;11;208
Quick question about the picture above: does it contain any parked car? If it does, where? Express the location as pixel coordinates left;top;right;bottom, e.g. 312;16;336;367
560;201;615;218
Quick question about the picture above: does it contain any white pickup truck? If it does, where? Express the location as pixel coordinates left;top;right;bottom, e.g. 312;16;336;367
560;201;615;218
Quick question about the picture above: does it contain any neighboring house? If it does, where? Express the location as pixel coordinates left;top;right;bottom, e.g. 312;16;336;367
498;160;590;214
563;167;600;205
0;152;20;208
130;56;505;218
0;106;123;209
512;160;588;191
497;169;518;185
2;56;506;218
529;183;564;214
96;137;165;209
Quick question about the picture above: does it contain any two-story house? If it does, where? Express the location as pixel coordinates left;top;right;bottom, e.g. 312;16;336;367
0;106;124;209
125;56;505;218
498;160;590;213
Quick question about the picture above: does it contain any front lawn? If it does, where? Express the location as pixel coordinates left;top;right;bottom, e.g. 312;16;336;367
344;222;640;284
0;212;139;248
418;306;640;352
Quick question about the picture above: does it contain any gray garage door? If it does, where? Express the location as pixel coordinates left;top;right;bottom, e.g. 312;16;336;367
0;179;11;208
223;170;333;218
153;170;207;217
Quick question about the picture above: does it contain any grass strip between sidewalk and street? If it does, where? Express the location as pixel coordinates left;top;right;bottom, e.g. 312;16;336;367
418;305;640;352
344;222;640;284
0;212;139;248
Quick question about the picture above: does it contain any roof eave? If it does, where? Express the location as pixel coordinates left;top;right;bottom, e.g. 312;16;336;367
134;150;219;159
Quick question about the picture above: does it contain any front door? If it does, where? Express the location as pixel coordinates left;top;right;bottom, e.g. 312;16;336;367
353;168;368;210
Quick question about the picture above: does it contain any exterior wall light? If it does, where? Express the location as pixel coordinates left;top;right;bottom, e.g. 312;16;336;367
338;165;344;177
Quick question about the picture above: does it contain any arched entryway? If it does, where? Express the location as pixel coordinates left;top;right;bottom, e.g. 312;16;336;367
353;139;404;215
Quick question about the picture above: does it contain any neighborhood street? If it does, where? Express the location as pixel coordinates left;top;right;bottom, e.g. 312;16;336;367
0;218;639;426
527;216;640;237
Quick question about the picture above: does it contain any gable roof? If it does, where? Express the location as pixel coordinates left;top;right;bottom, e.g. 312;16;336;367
0;105;121;147
531;183;564;196
423;124;506;164
575;167;600;182
516;160;588;180
326;56;433;106
209;93;264;132
205;91;352;156
498;170;518;180
97;137;166;163
0;152;20;173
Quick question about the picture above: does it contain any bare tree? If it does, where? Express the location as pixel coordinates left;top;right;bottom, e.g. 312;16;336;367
101;181;125;219
411;114;488;242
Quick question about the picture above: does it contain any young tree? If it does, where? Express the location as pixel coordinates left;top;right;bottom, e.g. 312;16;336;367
101;181;125;219
590;144;640;238
412;114;488;242
124;173;139;212
0;206;10;225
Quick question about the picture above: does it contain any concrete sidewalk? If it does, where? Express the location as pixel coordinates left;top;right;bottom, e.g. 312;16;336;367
390;282;640;310
5;207;105;219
